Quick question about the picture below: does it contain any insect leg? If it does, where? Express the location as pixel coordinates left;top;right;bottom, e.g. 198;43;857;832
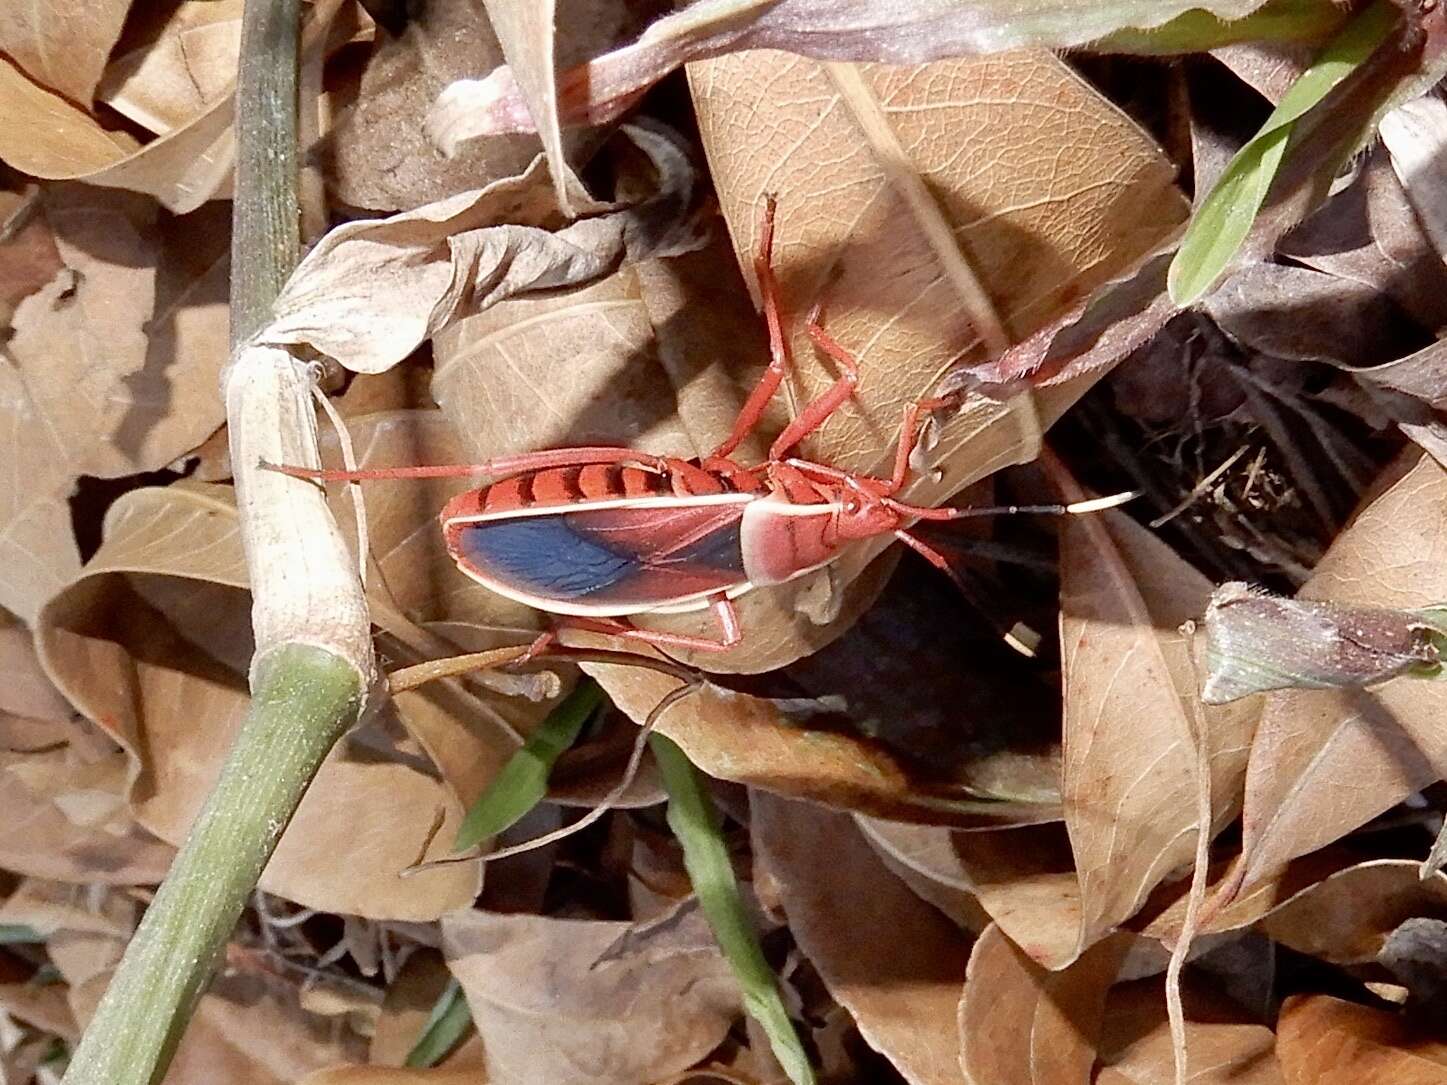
548;594;742;654
261;446;673;484
711;195;792;461
765;303;863;461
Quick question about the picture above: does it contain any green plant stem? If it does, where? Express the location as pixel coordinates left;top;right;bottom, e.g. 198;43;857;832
61;647;363;1084
63;3;372;1083
230;0;301;346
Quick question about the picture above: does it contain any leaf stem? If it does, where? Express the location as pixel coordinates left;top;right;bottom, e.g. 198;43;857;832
60;647;363;1083
62;2;372;1082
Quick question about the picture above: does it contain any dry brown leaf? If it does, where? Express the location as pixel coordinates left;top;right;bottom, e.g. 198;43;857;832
0;617;72;723
324;0;542;211
1277;995;1447;1084
0;745;174;885
260;120;696;373
1096;979;1280;1085
958;924;1126;1085
474;0;624;215
0;0;342;213
0;0;131;105
1058;504;1258;960
0;53;231;213
34;482;480;919
96;0;243;136
441;907;740;1085
0;185;64;327
153;970;370;1085
0;359;81;622
591;648;1047;822
752;793;970;1084
434;0;1277;142
859;818;1084;967
1254;860;1447;966
1237;452;1447;894
7;185;230;478
0;56;139;175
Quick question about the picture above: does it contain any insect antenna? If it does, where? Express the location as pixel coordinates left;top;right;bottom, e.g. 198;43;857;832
885;488;1140;521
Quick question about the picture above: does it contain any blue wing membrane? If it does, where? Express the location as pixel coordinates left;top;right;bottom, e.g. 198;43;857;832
455;510;745;606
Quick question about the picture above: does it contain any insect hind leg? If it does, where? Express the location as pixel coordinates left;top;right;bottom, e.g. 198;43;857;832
542;595;742;655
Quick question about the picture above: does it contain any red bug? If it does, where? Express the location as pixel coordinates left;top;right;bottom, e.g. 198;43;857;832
268;199;1124;655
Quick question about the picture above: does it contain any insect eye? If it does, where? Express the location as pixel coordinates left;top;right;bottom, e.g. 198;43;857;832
844;498;860;513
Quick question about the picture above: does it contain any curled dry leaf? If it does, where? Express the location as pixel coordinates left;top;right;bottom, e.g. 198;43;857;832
0;359;81;622
432;0;1278;143
1276;994;1447;1084
472;0;633;216
261;120;695;374
1237;452;1447;895
1096;979;1281;1085
1058;503;1258;961
588;638;1048;822
1254;860;1447;966
441;907;740;1085
859;817;1084;968
1280;149;1447;336
0;0;342;213
752;793;971;1085
7;186;231;478
958;924;1127;1085
34;482;479;919
0;0;131;106
0;745;174;886
96;0;243;137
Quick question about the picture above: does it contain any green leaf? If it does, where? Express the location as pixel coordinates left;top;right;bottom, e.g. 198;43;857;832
650;734;816;1085
453;679;603;852
1167;0;1398;305
404;978;472;1069
1095;0;1348;55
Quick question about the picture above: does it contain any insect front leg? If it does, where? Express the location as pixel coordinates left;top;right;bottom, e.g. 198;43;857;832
711;194;792;461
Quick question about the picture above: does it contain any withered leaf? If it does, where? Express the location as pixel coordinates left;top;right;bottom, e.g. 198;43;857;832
1277;994;1447;1083
7;186;231;479
0;359;81;622
1097;979;1280;1085
0;746;174;885
261;121;695;374
1059;503;1258;959
1237;452;1447;894
96;0;243;136
1256;860;1447;966
0;0;131;106
442;907;740;1085
434;0;1279;142
35;482;480;919
959;925;1126;1085
753;793;970;1084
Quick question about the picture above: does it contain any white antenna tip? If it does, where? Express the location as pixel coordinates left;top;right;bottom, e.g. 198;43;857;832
1065;490;1140;515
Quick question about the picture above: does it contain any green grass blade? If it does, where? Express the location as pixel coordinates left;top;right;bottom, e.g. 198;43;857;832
650;734;816;1085
1167;0;1398;305
453;679;603;852
404;978;472;1068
